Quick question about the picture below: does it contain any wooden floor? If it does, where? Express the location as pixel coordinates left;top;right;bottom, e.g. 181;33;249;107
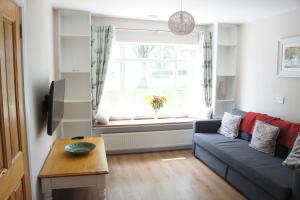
107;150;246;200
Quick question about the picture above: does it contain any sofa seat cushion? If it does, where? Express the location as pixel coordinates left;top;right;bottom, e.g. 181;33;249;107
194;133;293;200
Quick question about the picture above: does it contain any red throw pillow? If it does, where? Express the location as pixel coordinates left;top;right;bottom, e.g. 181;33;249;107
240;111;300;149
240;112;279;134
240;112;258;134
256;114;280;124
271;119;300;149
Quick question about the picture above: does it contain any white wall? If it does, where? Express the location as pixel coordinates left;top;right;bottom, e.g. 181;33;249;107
236;8;300;122
22;0;55;199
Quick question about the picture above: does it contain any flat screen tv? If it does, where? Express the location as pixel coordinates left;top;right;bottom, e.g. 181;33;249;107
45;79;65;135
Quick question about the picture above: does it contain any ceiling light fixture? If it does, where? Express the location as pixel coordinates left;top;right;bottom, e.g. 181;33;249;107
168;0;195;35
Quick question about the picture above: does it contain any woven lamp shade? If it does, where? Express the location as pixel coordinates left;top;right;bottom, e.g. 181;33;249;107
168;11;195;35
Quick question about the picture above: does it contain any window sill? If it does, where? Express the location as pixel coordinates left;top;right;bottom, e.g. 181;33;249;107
94;117;197;127
93;117;198;134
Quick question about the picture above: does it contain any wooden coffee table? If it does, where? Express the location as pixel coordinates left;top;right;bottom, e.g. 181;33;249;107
39;137;109;200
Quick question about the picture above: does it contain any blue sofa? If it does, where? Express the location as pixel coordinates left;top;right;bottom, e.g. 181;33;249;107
192;110;300;200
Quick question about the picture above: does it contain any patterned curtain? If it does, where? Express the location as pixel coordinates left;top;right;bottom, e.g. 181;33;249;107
202;32;213;107
91;25;114;118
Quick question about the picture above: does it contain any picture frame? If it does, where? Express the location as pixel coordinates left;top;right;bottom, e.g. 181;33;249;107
277;36;300;77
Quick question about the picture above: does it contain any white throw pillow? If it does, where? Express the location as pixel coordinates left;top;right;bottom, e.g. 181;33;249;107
249;120;280;156
95;109;110;125
283;133;300;169
218;112;242;138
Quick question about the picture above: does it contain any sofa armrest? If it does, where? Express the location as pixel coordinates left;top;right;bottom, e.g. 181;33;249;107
192;119;222;155
292;169;300;200
193;119;222;134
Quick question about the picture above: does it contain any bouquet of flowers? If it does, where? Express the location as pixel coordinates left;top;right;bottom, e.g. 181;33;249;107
145;95;167;110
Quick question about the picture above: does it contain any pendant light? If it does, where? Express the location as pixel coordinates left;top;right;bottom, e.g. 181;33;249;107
168;0;195;35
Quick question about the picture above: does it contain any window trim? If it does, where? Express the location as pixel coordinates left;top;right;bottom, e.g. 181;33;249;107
102;42;202;120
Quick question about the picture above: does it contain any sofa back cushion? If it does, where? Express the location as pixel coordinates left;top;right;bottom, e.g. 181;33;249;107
230;109;250;141
239;131;252;141
240;112;300;149
231;108;246;117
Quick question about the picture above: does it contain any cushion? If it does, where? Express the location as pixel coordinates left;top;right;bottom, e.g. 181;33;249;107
238;131;252;142
240;112;300;149
240;112;280;134
95;110;110;124
231;108;245;117
283;133;300;169
250;120;280;156
217;112;242;138
272;120;300;149
194;133;293;200
275;144;291;159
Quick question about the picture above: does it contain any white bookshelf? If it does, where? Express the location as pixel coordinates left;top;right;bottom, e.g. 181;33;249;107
210;23;238;118
54;9;92;138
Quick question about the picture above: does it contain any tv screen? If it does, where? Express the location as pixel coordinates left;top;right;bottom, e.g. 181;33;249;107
47;79;65;135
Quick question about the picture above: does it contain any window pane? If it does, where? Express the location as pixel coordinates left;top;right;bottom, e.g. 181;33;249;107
104;62;120;90
123;44;138;58
101;42;202;119
161;45;176;60
178;47;197;60
136;44;156;59
177;61;189;89
101;62;121;112
124;61;146;89
111;44;121;59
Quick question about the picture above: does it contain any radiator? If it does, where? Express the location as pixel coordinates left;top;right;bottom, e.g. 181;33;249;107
100;129;193;153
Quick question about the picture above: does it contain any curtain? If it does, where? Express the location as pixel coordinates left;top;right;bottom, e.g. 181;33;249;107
202;32;213;108
91;25;114;118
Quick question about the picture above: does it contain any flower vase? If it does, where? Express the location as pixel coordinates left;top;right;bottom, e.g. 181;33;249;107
154;109;158;120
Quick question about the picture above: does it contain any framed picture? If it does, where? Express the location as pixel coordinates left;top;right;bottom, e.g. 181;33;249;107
277;36;300;77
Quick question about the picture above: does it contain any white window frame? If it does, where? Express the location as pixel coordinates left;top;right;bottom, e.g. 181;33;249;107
103;42;202;120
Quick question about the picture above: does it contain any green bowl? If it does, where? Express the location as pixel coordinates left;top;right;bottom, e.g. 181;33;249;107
64;142;96;155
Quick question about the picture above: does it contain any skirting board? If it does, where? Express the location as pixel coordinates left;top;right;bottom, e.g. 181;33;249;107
99;129;193;154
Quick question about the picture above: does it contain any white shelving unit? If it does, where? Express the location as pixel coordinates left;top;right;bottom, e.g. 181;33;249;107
210;23;238;118
54;9;92;138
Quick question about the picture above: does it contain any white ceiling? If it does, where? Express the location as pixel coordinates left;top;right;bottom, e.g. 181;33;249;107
51;0;300;24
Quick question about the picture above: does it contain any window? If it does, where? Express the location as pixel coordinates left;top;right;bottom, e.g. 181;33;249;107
100;42;203;120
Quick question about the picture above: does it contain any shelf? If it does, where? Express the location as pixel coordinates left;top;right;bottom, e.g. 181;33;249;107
57;9;92;138
62;120;92;138
217;45;237;76
214;100;235;117
60;37;90;72
60;10;90;36
61;73;91;101
216;76;235;100
217;24;238;45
